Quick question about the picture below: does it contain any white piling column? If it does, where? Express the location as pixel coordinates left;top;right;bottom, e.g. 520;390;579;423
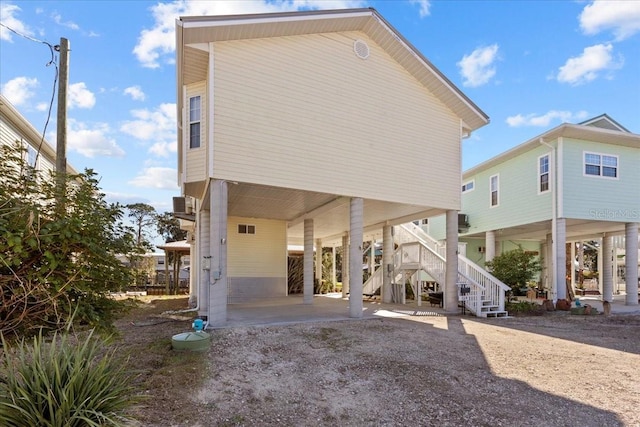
198;208;210;317
349;198;364;318
485;230;496;263
625;223;639;305
341;233;349;298
602;234;614;303
555;218;567;301
208;180;228;326
444;210;459;312
382;225;393;303
315;238;323;293
303;219;314;304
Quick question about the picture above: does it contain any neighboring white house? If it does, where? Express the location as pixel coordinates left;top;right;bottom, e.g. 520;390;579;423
429;115;640;305
0;94;77;175
175;8;495;326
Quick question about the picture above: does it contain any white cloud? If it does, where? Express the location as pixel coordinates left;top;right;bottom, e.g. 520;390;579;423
120;103;177;157
65;119;126;158
133;0;365;68
457;44;499;87
1;76;38;106
409;0;431;18
68;82;96;109
0;3;33;41
506;110;589;127
128;167;179;190
556;43;622;86
52;12;79;31
580;0;640;41
124;85;146;101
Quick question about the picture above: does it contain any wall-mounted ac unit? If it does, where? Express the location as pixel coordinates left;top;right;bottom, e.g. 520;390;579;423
458;213;470;233
173;196;196;221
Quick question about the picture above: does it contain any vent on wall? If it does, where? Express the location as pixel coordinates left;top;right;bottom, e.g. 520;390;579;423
353;40;370;59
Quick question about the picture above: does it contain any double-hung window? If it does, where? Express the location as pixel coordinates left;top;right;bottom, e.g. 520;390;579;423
189;96;201;149
584;152;618;178
490;174;499;207
539;155;549;193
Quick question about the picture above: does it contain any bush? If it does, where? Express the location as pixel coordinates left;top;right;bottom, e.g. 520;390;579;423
485;249;541;298
1;142;136;338
505;300;545;316
0;330;139;426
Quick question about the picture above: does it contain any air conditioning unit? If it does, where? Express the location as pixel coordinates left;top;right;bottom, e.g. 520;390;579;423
173;196;193;214
458;213;470;233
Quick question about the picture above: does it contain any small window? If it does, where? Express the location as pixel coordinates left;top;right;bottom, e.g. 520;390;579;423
238;224;256;234
462;180;475;193
584;152;618;178
539;155;549;193
189;96;201;149
27;145;38;168
490;174;499;207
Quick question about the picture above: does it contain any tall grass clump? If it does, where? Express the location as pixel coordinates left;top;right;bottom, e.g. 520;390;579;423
0;330;139;426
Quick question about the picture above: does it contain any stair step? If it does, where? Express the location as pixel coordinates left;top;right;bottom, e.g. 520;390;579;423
480;305;499;311
483;310;509;317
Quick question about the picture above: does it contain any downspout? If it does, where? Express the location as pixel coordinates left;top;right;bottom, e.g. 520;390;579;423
540;138;557;302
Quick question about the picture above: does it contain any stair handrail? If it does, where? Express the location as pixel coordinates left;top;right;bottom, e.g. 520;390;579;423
458;254;509;312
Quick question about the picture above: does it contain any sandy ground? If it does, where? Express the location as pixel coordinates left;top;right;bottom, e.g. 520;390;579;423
119;298;640;427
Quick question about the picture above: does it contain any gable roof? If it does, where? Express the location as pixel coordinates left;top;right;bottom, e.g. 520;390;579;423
176;8;489;133
464;118;640;178
579;114;630;133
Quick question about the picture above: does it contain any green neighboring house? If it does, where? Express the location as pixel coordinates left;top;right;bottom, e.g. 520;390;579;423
430;115;639;305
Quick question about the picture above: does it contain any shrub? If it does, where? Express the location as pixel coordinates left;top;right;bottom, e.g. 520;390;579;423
0;330;139;426
485;249;541;297
505;300;545;316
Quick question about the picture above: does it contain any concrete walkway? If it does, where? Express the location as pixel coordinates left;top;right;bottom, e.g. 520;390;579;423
217;292;640;329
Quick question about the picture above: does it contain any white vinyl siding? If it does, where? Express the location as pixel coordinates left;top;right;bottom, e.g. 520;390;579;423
211;32;461;208
584;151;618;179
490;174;499;207
227;217;286;277
538;154;549;193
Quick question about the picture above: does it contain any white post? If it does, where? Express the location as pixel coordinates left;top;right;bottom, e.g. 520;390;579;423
382;225;393;303
349;198;364;318
208;180;228;326
445;210;459;312
555;218;567;301
485;230;496;263
331;246;337;292
341;233;349;298
625;223;639;305
602;235;613;303
304;219;314;304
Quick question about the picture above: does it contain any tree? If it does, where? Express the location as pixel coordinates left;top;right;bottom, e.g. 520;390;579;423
156;212;187;243
125;202;156;250
485;249;541;297
0;142;135;338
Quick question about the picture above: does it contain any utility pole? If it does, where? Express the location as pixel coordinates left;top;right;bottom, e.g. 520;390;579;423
55;37;69;200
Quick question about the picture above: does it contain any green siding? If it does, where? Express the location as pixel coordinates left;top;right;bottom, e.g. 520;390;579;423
561;138;640;221
460;144;553;235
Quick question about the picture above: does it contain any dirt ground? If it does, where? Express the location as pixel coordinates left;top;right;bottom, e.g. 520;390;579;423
117;297;640;427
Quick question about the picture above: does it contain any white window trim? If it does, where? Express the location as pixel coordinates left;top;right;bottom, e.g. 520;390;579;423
238;224;256;235
189;95;201;149
462;180;475;193
538;154;550;194
583;151;619;180
489;174;499;208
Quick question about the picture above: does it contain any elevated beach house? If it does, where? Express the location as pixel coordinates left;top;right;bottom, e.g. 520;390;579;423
174;8;496;326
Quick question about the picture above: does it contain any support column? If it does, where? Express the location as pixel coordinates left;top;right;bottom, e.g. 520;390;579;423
485;230;496;263
382;225;393;303
341;233;349;298
208;180;228;326
304;219;314;304
444;210;459;312
315;238;323;294
602;234;614;303
349;198;364;318
625;223;639;305
197;208;210;318
331;246;337;291
554;218;567;301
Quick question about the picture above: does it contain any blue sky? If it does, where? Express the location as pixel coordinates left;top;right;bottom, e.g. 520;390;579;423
2;0;639;219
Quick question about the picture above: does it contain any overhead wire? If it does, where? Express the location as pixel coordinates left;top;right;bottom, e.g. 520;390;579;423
0;22;59;169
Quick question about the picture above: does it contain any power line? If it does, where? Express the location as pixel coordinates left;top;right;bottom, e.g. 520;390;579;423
0;22;59;169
